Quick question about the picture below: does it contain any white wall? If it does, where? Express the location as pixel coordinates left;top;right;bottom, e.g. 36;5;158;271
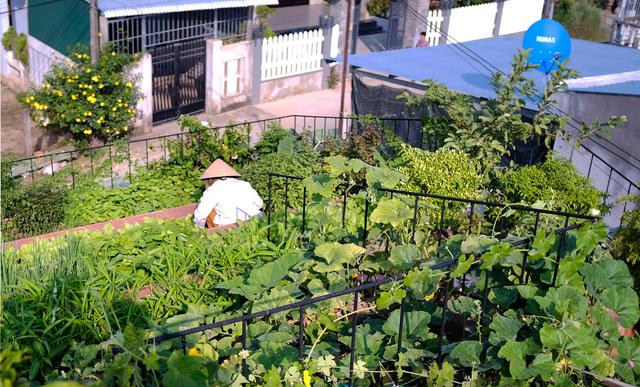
499;0;544;36
447;2;498;43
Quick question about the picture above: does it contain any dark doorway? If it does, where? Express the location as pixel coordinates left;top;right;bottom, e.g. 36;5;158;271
151;39;206;124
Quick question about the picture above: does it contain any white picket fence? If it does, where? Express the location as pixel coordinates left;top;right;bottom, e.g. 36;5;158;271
420;0;544;46
424;9;443;46
261;29;325;81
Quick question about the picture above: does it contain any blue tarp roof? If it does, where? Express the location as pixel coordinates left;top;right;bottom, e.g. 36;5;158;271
333;34;640;108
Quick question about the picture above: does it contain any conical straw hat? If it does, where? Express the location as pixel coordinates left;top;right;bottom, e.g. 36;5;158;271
200;159;241;180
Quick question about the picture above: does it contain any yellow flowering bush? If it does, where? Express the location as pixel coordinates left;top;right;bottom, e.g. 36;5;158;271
20;45;141;144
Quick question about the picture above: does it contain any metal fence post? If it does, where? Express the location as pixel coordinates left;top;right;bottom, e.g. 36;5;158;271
348;290;359;386
267;174;273;240
302;187;307;234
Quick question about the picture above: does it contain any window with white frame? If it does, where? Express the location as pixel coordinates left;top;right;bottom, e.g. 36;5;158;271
223;58;244;97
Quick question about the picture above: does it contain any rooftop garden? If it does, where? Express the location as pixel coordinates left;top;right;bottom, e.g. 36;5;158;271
1;50;638;386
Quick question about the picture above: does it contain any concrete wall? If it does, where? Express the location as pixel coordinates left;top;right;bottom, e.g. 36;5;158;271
28;35;66;86
206;39;253;114
129;53;153;134
10;0;28;34
554;91;640;229
260;70;322;103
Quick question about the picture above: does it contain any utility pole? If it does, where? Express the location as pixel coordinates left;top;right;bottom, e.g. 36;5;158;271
338;0;353;139
542;0;555;19
90;0;99;65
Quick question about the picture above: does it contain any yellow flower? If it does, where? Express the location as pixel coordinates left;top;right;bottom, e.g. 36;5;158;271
83;129;92;135
82;91;87;95
123;126;128;131
188;347;202;357
100;102;105;106
115;81;120;85
87;95;97;104
111;52;116;56
76;118;82;123
303;370;311;387
424;293;436;301
112;107;117;112
115;130;120;135
98;83;104;89
125;82;132;88
71;94;78;100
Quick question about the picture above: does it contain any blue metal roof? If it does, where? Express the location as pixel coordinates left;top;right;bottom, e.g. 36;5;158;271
333;34;640;108
570;81;640;96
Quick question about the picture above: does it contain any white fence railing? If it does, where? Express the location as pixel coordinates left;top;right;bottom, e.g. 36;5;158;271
28;36;66;86
417;0;544;46
261;29;324;81
425;9;443;46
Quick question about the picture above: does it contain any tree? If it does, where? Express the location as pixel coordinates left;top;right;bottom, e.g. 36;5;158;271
400;50;626;175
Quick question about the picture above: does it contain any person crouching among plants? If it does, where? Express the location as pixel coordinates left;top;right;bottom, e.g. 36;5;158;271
193;159;264;228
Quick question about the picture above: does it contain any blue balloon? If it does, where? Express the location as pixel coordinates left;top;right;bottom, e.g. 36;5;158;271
522;19;571;74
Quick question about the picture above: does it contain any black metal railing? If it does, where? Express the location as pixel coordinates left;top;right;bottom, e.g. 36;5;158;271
9;115;423;188
264;172;598;247
138;211;592;386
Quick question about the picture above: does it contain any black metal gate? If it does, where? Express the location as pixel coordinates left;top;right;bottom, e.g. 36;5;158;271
151;39;206;124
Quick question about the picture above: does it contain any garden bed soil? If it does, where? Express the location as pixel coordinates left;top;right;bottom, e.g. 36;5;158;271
2;204;237;250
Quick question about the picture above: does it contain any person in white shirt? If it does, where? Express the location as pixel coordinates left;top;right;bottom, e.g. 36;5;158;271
193;159;264;228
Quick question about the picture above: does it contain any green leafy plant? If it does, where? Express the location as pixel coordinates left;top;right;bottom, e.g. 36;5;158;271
63;164;202;228
254;123;294;156
501;156;602;213
2;26;28;65
171;116;252;169
366;0;390;17
555;0;609;42
611;193;640;289
255;5;277;38
19;45;141;145
2;176;69;239
242;141;321;210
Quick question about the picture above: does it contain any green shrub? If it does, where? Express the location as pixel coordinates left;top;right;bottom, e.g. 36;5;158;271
554;0;608;42
63;164;202;228
2;177;69;239
242;146;320;210
395;145;482;198
20;45;140;144
171;116;252;170
254;123;294;156
2;26;16;51
367;0;389;17
502;156;602;213
393;146;483;229
2;26;28;65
